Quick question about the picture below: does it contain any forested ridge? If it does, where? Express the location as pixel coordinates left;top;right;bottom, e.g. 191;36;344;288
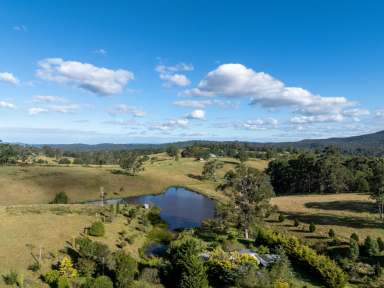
16;129;384;156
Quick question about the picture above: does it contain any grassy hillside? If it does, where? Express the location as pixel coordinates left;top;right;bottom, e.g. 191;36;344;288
0;155;268;205
0;204;157;285
270;193;384;242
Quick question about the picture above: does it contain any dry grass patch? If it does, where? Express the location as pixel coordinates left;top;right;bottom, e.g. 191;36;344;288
0;155;270;205
270;193;384;243
0;204;150;285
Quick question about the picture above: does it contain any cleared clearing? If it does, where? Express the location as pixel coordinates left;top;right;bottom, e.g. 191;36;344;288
270;193;384;242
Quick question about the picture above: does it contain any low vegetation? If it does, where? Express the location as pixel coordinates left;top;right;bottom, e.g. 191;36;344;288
2;142;384;287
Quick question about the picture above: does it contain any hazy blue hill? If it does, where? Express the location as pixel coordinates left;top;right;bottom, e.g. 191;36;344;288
33;130;384;155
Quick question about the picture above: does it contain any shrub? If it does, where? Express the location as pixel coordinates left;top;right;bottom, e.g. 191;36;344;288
57;276;69;288
3;270;18;285
88;221;105;237
313;241;328;254
364;236;379;257
73;158;83;165
328;229;336;239
58;158;71;165
206;248;258;286
77;258;96;277
278;213;285;222
28;261;41;272
111;251;138;288
350;233;359;243
93;276;113;288
51;191;69;204
44;270;60;285
148;227;174;244
75;237;110;263
59;256;78;279
309;223;316;233
293;218;299;227
139;267;161;284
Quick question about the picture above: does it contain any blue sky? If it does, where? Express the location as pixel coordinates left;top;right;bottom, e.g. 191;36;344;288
0;0;383;144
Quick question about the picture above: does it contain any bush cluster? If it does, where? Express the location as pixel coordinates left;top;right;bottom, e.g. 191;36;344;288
256;227;348;288
88;221;105;237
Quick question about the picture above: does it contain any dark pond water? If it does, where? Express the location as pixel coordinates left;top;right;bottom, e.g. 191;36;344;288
87;187;216;230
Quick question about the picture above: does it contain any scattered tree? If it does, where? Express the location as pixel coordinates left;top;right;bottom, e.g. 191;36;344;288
350;233;359;243
166;145;179;160
202;160;223;181
220;164;274;239
328;229;336;239
309;223;316;233
119;152;145;175
51;191;69;204
349;239;360;260
364;236;379;256
58;158;71;165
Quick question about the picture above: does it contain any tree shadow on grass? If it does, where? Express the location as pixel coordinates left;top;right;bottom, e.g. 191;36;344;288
305;200;376;214
305;235;328;240
187;174;203;181
285;212;383;230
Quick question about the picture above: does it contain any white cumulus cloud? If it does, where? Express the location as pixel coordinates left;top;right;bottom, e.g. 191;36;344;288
0;72;19;85
0;101;15;109
184;63;351;109
186;109;205;120
156;62;193;87
36;58;134;95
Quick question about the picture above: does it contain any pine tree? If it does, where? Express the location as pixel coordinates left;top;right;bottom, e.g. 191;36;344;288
170;237;209;288
364;236;379;256
349;239;359;260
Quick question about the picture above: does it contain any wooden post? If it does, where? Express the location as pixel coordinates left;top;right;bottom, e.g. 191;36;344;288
100;186;104;207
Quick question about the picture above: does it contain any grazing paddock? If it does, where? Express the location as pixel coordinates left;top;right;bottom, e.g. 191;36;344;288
270;193;384;243
0;155;268;205
0;204;149;284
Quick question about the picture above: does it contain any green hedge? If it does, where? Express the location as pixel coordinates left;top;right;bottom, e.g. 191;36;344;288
256;227;348;288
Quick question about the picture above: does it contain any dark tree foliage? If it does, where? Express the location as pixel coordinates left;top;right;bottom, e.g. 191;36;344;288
0;144;17;165
108;251;137;288
220;164;274;238
266;147;384;198
168;237;209;288
363;236;379;257
202;160;223;181
51;191;69;204
166;144;179;159
119;152;145;175
58;158;71;165
369;159;384;220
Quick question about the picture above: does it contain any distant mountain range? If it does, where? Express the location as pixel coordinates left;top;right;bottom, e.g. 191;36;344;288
275;130;384;154
33;130;384;155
